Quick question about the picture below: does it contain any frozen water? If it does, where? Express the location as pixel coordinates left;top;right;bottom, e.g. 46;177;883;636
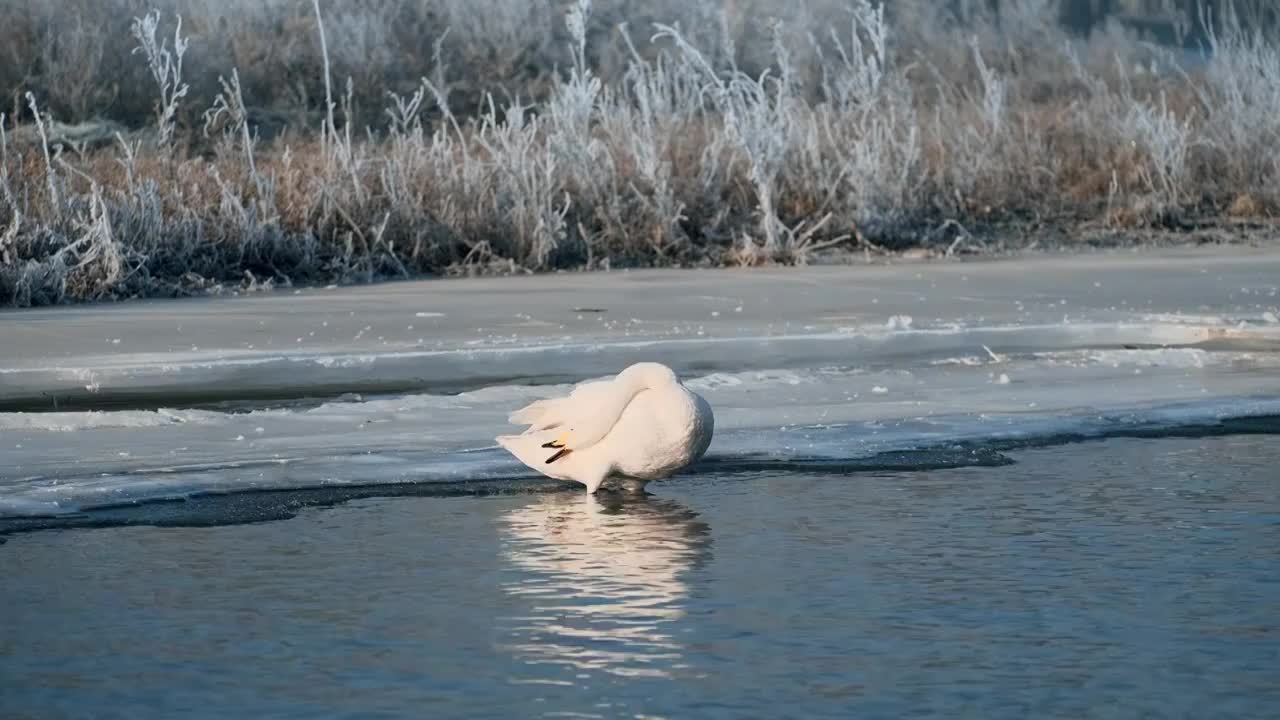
2;249;1279;523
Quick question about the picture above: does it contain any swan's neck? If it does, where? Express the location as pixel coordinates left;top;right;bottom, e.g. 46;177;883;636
609;375;651;411
600;373;665;424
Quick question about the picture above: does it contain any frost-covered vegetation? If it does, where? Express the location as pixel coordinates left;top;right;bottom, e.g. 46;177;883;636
1;0;1277;305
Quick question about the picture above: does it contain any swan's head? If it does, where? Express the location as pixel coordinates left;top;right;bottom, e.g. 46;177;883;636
618;362;680;388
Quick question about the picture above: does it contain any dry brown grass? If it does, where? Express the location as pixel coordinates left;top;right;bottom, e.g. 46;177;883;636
1;0;1278;305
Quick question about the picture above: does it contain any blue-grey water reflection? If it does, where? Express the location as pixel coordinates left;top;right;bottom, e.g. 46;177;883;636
2;434;1278;719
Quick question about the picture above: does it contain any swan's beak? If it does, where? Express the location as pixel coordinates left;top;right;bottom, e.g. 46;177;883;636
541;431;571;450
542;431;572;462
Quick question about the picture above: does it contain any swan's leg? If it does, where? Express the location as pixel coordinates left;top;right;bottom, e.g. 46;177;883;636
620;478;650;495
580;461;615;495
583;473;608;495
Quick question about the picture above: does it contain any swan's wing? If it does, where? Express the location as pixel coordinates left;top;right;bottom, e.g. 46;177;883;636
540;381;636;456
508;399;561;429
507;381;613;430
512;380;633;464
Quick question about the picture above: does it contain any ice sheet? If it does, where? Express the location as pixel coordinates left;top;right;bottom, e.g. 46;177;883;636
2;249;1278;518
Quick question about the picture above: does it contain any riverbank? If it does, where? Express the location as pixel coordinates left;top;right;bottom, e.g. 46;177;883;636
3;2;1277;306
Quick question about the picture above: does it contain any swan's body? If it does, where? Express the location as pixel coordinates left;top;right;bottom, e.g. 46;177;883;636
496;362;714;493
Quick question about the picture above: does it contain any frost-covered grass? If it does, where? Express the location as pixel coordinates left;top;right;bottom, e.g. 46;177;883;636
1;0;1278;305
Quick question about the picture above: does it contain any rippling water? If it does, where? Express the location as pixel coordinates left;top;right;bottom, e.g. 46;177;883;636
3;433;1278;718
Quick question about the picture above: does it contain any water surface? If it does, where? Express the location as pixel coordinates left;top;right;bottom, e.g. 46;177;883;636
3;434;1277;719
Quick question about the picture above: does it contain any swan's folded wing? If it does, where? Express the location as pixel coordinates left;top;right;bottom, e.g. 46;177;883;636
507;380;612;430
508;399;561;428
506;379;629;462
543;380;638;452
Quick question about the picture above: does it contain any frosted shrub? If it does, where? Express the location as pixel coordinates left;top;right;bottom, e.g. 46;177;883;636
1;1;1277;305
1193;5;1280;198
130;10;189;146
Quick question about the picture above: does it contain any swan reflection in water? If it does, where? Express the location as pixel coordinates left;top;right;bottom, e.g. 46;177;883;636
498;491;711;680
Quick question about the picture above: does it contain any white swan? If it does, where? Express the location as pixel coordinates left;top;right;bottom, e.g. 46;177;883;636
496;362;714;493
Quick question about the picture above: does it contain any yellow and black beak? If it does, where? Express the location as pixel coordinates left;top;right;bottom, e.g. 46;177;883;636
542;432;571;464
